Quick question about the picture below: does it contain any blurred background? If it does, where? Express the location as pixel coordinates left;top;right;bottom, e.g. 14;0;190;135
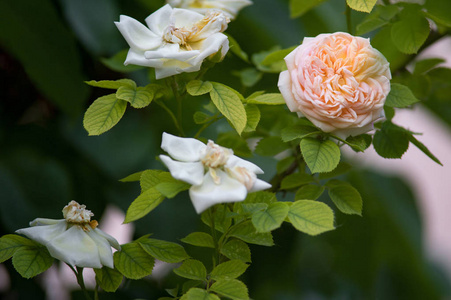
1;0;450;299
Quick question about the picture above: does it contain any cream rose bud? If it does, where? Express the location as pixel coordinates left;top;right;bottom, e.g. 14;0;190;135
167;0;252;19
115;4;230;79
16;201;120;269
278;32;391;139
159;132;271;214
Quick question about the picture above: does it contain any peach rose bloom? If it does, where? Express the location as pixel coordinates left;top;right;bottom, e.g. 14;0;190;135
278;32;391;138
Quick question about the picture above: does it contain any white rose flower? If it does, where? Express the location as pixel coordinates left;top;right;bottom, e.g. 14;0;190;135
115;4;230;79
167;0;253;19
16;201;121;269
159;132;271;213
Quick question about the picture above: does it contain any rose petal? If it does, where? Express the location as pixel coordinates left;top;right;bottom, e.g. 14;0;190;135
16;220;67;246
124;48;164;68
226;155;263;174
46;226;102;269
161;132;206;162
189;169;247;214
29;218;65;226
159;155;205;186
172;8;204;28
93;228;121;251
249;178;272;193
144;43;200;61
145;4;173;35
115;15;162;51
86;230;115;269
189;33;229;66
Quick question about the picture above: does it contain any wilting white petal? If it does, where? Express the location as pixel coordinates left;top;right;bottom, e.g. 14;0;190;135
29;218;65;226
159;155;205;186
86;230;114;269
124;48;164;68
16;220;67;246
115;15;162;50
249;179;272;193
189;169;247;213
144;43;200;61
161;132;206;162
145;4;173;35
93;228;121;251
46;226;102;269
172;8;205;28
226;155;263;174
190;33;229;66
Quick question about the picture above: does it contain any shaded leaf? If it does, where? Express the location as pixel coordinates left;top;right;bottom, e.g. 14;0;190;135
210;279;249;300
252;202;289;233
124;188;165;223
385;83;419;108
181;232;215;248
220;240;251;263
113;242;155;280
94;267;123;292
12;246;53;278
211;260;249;281
139;238;189;263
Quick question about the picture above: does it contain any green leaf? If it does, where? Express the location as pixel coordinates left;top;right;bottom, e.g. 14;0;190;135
289;0;328;18
414;58;445;75
424;0;451;27
328;182;363;216
246;93;286;105
100;49;144;73
295;185;325;200
217;132;252;157
193;111;213;124
276;156;295;174
232;68;263;87
210;82;247;134
239;203;268;215
0;234;36;263
373;122;409;159
220;240;251;263
318;162;352;180
288;200;335;236
155;180;190;199
244;104;260;132
226;34;249;62
140;170;165;191
252;202;289;233
83;94;127;136
85;79;136;90
345;134;372;152
174;259;207;281
181;288;220;300
300;138;341;173
139;238;189;263
211;260;249;281
408;135;442;166
346;0;377;13
281;125;320;142
187;80;213;96
356;18;388;35
243;191;277;205
124;188;165;223
94;267;123;293
116;86;154;109
261;46;296;66
119;170;145;182
210;279;249;300
385;83;419;108
391;10;430;54
280;173;314;190
229;221;274;246
254;136;289;156
181;232;215;248
252;47;287;73
12;246;53;278
113;242;155;280
201;205;232;233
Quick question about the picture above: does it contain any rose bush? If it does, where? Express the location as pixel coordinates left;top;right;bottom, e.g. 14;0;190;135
16;201;120;269
166;0;253;19
159;132;271;213
278;32;391;138
115;4;230;79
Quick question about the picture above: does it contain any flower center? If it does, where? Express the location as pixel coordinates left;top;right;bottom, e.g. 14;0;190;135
63;201;94;225
162;11;229;50
201;140;232;168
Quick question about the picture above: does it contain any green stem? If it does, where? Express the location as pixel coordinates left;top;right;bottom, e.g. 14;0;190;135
194;114;223;139
170;76;186;137
155;100;185;136
72;267;93;300
346;3;353;35
209;207;220;268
